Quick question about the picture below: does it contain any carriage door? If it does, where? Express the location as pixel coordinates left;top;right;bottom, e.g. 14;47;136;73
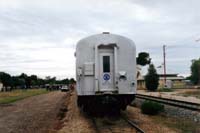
99;52;114;91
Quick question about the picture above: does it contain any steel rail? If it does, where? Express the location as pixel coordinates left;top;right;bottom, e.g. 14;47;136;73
121;115;145;133
136;94;200;111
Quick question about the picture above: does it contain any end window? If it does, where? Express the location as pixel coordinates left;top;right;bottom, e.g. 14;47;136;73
103;56;110;72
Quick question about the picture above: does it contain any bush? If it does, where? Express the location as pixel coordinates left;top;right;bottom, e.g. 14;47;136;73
141;100;164;115
145;64;159;91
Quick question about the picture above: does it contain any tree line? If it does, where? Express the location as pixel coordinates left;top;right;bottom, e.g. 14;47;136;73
187;58;200;85
0;72;76;91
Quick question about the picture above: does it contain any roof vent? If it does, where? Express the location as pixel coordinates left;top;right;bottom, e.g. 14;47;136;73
102;32;110;34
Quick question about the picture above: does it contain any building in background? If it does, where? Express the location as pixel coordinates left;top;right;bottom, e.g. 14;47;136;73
137;74;185;90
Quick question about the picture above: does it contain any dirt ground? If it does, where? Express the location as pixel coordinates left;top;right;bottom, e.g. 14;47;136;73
58;91;96;133
0;91;67;133
58;91;177;133
0;89;181;133
125;107;177;133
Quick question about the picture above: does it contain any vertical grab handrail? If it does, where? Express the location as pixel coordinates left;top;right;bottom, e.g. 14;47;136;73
114;46;118;90
94;45;99;92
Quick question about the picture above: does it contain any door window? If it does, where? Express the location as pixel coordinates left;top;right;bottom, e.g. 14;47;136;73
103;56;110;72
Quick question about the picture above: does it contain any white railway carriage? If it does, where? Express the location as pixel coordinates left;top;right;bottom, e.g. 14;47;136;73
75;32;136;112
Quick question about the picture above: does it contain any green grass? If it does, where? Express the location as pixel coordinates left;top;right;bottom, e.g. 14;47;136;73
151;115;200;133
0;89;48;104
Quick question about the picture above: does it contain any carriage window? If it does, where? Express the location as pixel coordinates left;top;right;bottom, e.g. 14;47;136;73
103;56;110;72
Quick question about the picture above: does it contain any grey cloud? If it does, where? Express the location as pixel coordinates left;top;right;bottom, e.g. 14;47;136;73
0;0;200;78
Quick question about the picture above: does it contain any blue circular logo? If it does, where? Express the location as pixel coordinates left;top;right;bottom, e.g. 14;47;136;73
103;74;110;81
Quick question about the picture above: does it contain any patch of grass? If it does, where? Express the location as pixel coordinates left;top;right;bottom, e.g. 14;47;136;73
141;100;164;115
178;90;200;99
0;89;48;104
151;115;200;133
158;88;174;92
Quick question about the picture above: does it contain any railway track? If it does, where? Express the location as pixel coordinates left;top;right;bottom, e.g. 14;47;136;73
121;116;145;133
136;94;200;111
92;114;145;133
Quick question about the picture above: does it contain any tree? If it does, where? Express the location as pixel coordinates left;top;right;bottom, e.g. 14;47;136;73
56;78;69;85
30;75;38;86
0;72;13;91
37;78;45;86
69;78;76;84
145;64;159;91
12;76;25;88
190;58;200;85
137;52;151;66
19;73;31;89
62;78;69;85
136;52;151;78
30;75;37;81
45;76;56;85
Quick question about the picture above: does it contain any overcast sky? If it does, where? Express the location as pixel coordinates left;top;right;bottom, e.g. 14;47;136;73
0;0;200;79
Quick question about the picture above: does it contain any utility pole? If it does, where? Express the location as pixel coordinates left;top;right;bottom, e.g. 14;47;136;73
195;38;200;85
163;45;166;86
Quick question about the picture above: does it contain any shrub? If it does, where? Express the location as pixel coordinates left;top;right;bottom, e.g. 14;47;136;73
145;64;159;91
141;100;164;115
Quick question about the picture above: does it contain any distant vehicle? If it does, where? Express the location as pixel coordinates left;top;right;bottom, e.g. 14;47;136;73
75;32;137;113
61;86;69;92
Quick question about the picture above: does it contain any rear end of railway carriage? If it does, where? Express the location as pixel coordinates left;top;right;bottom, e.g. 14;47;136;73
75;32;136;113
